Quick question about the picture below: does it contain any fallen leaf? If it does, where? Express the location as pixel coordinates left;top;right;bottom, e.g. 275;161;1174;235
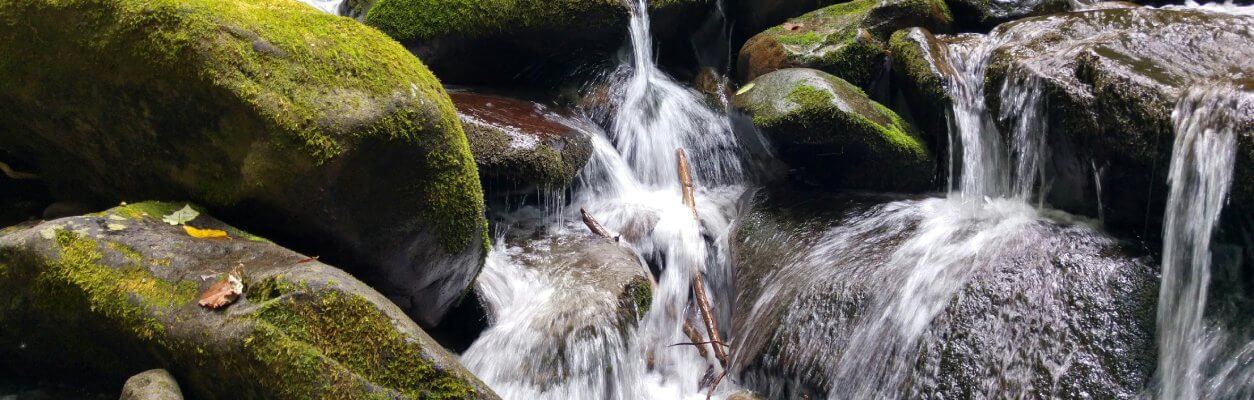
106;223;127;231
183;225;228;239
783;22;803;31
162;205;199;226
735;82;756;96
296;256;320;264
198;273;243;309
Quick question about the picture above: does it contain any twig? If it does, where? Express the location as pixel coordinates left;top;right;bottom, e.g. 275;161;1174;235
668;340;730;348
682;320;709;358
580;208;619;241
707;369;728;400
675;148;730;368
0;160;37;180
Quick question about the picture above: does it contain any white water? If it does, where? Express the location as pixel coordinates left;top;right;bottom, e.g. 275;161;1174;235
295;0;343;14
461;0;748;398
1155;82;1249;400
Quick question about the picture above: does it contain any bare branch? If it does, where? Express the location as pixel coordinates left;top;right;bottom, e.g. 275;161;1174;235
580;208;619;241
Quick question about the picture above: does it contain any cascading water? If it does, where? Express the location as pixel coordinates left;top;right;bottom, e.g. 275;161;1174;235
460;0;749;398
1155;82;1252;400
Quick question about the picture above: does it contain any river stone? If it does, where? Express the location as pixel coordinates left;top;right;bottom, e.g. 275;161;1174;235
451;92;593;194
982;6;1254;233
732;1;843;40
736;0;952;92
733;68;934;192
0;0;487;327
730;188;1158;399
120;369;182;400
946;0;1071;30
0;202;498;399
364;0;712;84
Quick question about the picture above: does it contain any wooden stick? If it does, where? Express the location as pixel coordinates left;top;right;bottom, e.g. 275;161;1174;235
580;208;619;241
675;148;730;368
682;321;709;358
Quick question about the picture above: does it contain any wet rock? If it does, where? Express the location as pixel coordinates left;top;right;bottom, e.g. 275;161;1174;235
120;369;182;400
338;0;374;19
946;0;1071;31
982;7;1254;233
730;188;1158;399
733;68;934;192
364;0;713;84
0;202;498;400
732;0;843;40
887;27;962;153
450;91;593;194
736;0;952;93
0;0;487;327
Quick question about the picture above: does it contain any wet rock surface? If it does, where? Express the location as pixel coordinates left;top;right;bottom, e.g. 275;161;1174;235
734;68;934;192
0;0;488;328
730;188;1159;399
736;0;952;93
120;369;183;400
451;91;593;194
0;202;497;399
946;0;1071;30
982;6;1254;232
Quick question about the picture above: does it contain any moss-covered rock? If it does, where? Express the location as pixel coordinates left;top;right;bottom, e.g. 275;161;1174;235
946;0;1071;31
736;0;952;93
734;68;934;191
732;0;843;41
120;369;183;400
451;91;593;194
364;0;712;84
982;7;1254;233
731;188;1158;398
0;202;498;399
0;0;487;327
887;28;956;150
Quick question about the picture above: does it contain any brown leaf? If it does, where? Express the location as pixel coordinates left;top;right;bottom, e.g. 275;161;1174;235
296;256;320;264
783;22;803;31
198;274;243;309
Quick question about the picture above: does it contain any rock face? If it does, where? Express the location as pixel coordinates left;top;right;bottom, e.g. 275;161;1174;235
733;69;933;191
120;369;183;400
887;27;962;153
0;0;487;327
736;0;952;92
364;0;712;84
0;202;498;399
946;0;1070;30
451;92;593;194
731;188;1158;399
982;7;1254;232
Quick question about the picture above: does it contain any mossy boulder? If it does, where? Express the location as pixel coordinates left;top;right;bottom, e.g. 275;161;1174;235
731;188;1158;398
733;68;934;192
364;0;713;84
887;27;957;152
982;7;1254;233
0;202;498;399
0;0;487;327
120;369;183;400
736;0;952;93
945;0;1071;31
450;91;593;195
732;0;843;41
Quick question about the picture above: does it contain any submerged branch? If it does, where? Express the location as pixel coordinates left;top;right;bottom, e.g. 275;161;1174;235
580;208;619;241
675;148;730;368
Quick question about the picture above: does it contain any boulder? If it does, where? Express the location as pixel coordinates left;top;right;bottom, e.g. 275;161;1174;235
450;91;593;194
887;27;960;153
733;69;934;191
736;0;952;93
946;0;1071;31
461;221;651;389
730;188;1158;399
982;6;1254;233
120;369;183;400
364;0;713;84
732;0;843;40
0;0;487;327
0;202;498;399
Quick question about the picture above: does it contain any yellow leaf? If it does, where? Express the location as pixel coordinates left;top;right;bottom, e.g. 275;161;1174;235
183;225;229;239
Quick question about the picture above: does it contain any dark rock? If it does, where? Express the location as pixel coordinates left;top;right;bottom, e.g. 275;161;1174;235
730;188;1158;399
946;0;1071;31
732;0;844;40
736;0;952;94
450;91;593;194
120;369;182;400
733;68;934;191
0;202;498;400
364;0;714;84
0;0;488;327
982;6;1254;233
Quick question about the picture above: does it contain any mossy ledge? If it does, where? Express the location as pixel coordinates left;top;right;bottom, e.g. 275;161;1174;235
0;203;498;399
0;0;488;326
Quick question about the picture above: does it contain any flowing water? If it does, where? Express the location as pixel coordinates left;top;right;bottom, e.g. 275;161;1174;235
1155;82;1252;400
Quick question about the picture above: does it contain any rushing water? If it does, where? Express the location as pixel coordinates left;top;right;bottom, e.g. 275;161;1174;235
1155;82;1250;400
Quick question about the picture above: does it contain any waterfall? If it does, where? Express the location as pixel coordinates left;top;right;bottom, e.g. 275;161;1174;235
1155;82;1245;400
461;0;748;398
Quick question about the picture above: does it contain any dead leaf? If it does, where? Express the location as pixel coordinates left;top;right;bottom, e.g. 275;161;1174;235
296;256;319;264
198;273;243;309
106;223;127;231
162;205;199;225
783;22;803;31
183;225;229;239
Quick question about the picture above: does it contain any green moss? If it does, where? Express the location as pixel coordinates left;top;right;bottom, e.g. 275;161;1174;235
365;0;700;43
787;85;836;110
248;278;478;399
